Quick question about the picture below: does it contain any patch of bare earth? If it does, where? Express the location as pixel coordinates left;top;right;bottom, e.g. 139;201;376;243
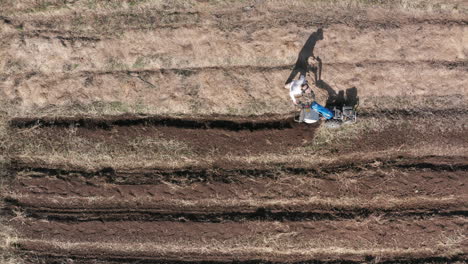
2;112;467;263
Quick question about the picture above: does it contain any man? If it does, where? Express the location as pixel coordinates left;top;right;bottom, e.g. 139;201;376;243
285;28;332;123
285;74;310;105
286;75;333;123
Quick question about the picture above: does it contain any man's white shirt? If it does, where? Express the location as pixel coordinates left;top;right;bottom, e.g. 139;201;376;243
289;75;306;104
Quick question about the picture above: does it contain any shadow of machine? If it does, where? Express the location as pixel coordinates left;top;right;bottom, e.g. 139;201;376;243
317;80;359;126
316;80;359;110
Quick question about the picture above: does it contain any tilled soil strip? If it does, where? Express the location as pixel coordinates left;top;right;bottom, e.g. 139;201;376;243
17;241;466;264
6;196;467;222
9;155;468;184
6;156;467;221
12;169;468;195
9;114;295;130
17;252;468;264
13;217;467;263
358;108;468;118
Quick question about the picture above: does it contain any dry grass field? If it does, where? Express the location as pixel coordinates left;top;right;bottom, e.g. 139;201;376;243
0;0;467;263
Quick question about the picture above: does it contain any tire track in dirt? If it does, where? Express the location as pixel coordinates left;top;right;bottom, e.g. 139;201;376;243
2;60;466;110
3;60;467;80
4;11;466;35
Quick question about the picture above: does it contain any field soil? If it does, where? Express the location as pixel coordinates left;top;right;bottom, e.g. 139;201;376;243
4;113;468;263
1;1;467;264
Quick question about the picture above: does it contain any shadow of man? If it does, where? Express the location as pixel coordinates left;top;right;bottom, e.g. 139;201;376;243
285;28;324;85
